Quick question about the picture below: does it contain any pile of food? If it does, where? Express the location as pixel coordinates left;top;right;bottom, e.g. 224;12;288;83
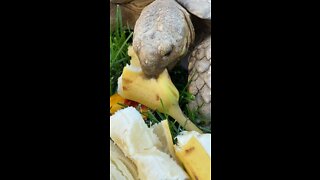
110;0;211;179
110;107;211;180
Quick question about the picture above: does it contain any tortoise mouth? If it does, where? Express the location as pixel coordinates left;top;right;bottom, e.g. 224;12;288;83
139;58;167;78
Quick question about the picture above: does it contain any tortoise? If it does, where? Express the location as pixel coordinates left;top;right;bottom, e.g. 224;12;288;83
110;0;212;128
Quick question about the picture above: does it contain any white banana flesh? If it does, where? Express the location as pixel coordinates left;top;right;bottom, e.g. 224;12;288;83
132;147;189;180
110;140;139;180
110;107;189;180
110;107;162;157
110;161;128;180
151;120;178;163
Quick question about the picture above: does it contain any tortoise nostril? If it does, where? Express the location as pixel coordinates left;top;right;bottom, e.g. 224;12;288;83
163;49;172;57
159;45;173;57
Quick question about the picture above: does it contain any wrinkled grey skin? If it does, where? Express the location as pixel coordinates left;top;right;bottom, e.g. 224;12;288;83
132;0;195;77
111;0;211;77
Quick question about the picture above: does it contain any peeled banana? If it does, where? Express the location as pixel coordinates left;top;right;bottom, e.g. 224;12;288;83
110;106;161;157
117;46;202;133
110;107;189;180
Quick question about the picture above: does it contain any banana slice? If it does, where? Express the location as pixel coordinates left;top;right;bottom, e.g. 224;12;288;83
175;131;211;180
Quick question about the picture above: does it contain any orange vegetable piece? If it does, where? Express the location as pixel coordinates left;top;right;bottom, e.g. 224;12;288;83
110;93;126;114
110;93;149;119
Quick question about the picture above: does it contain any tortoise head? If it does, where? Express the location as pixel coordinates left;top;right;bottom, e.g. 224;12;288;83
132;0;194;78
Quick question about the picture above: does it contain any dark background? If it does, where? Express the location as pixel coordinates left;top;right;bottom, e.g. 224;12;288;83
1;0;317;179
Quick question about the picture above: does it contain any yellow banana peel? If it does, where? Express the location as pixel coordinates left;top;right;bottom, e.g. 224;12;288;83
117;46;202;133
